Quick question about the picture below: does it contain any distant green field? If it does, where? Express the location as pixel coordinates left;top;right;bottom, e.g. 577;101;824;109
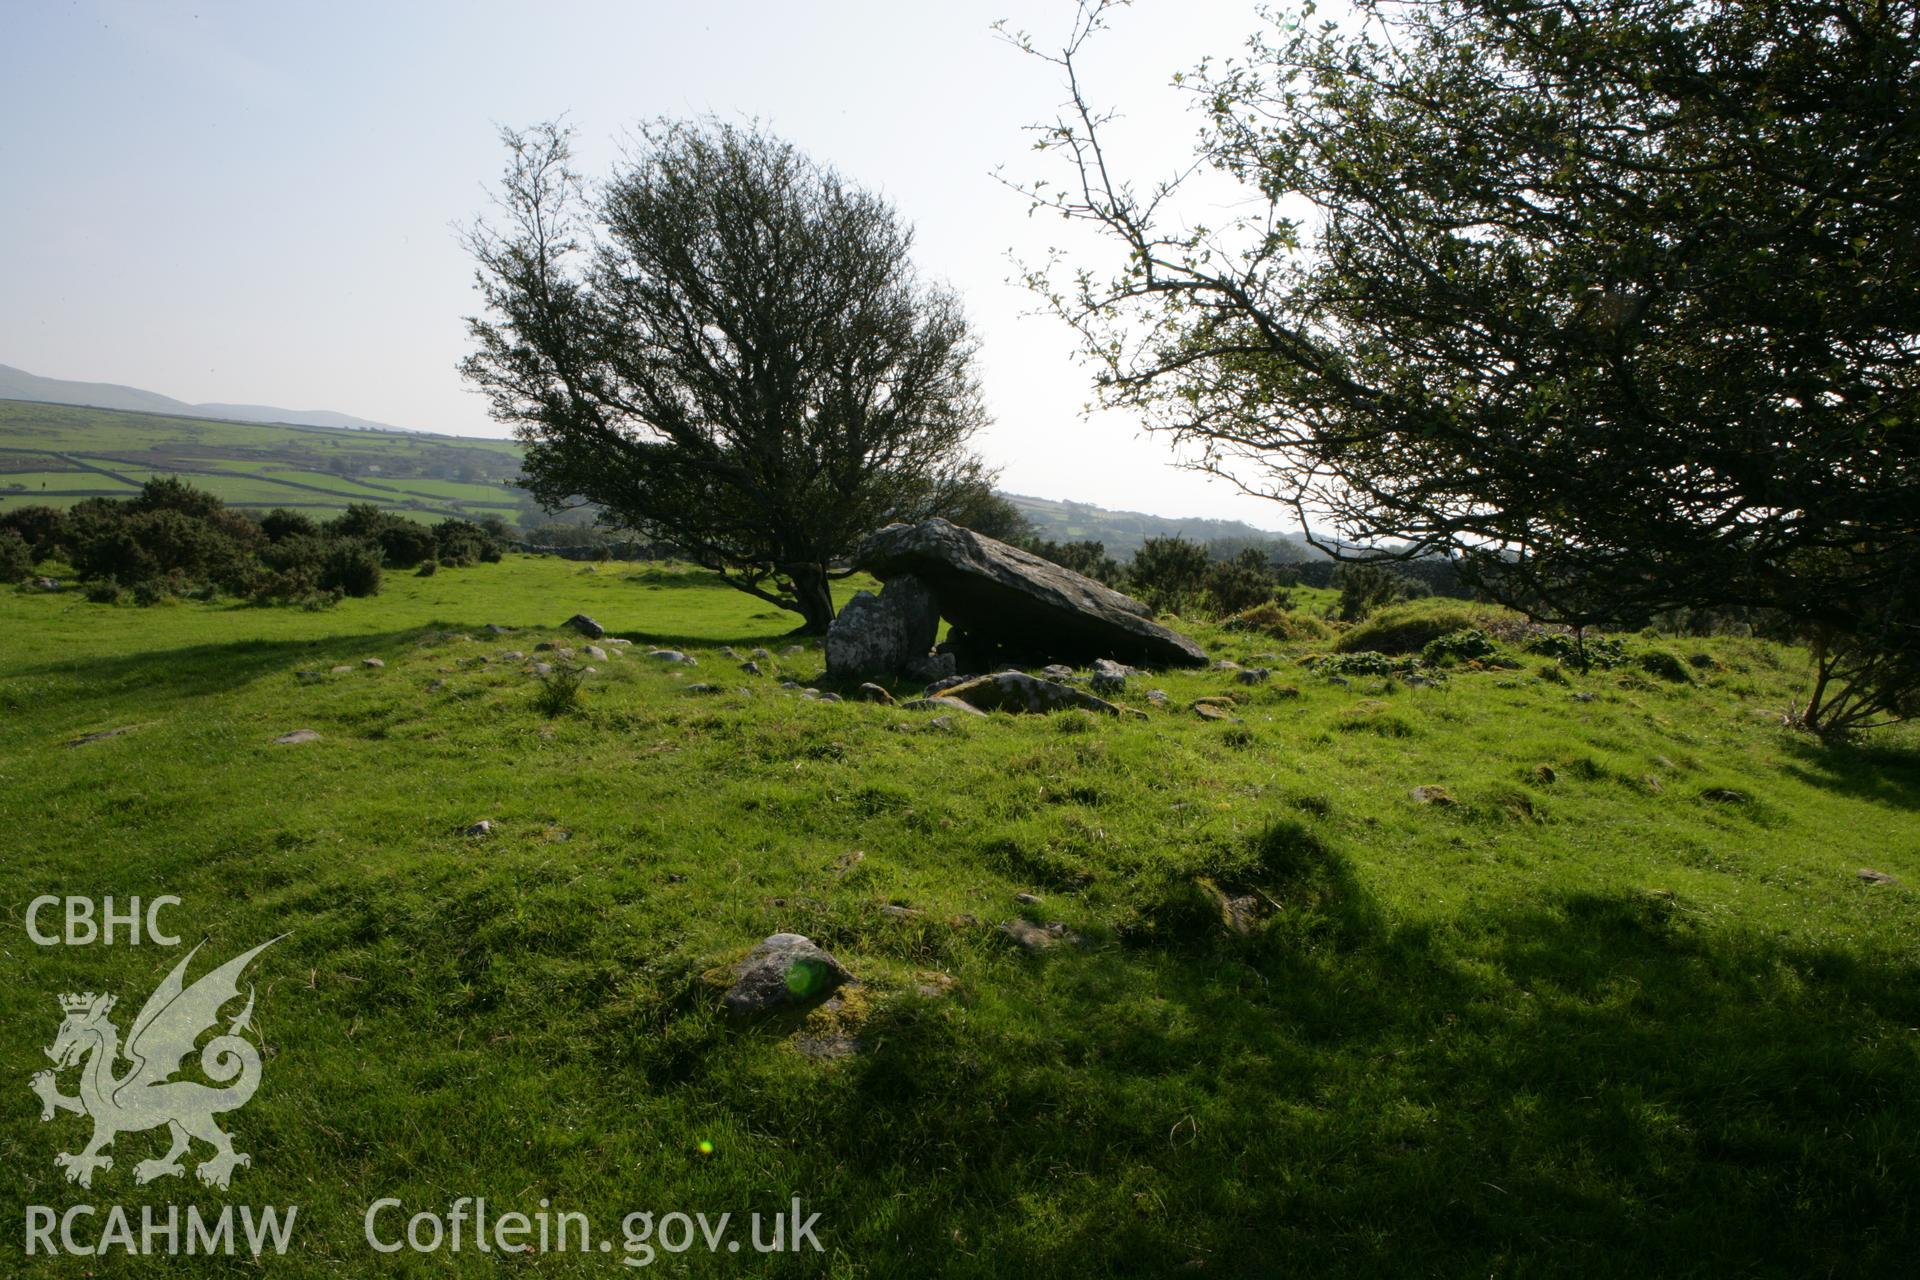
0;399;529;524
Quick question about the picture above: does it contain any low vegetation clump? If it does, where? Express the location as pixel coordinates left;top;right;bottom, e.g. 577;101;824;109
1335;600;1491;655
1528;631;1630;671
1225;600;1335;643
2;481;505;607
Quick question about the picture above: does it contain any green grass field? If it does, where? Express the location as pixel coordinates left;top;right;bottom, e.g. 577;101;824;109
1;556;1915;1276
0;400;527;524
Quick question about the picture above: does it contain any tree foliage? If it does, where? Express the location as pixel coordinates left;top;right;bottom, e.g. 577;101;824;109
1013;0;1920;731
462;119;992;632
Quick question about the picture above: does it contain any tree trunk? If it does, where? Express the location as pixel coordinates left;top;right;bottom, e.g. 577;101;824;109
787;564;836;635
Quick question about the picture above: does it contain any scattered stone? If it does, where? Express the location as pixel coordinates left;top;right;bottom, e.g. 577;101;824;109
1327;675;1351;688
686;683;720;694
464;820;493;838
1014;892;1043;905
649;649;697;665
32;576;61;591
606;638;632;647
62;725;139;748
878;903;920;920
741;660;763;675
999;919;1059;953
780;680;801;689
1146;689;1169;707
562;613;604;638
1700;787;1750;805
1572;691;1597;703
1235;667;1271;685
295;670;325;684
721;646;741;660
826;574;941;679
793;1032;862;1060
857;518;1209;668
936;671;1124;716
1212;659;1243;673
924;674;972;696
426;679;447;691
485;623;512;634
666;873;688;884
723;934;850;1015
1041;663;1075;680
781;644;806;657
1858;868;1902;886
1272;685;1302;699
530;662;553;676
500;650;526;661
274;729;321;745
902;695;988;717
856;683;895;705
533;641;558;652
1532;764;1558;785
1193;702;1239;723
582;645;608;661
361;657;385;669
1410;785;1456;806
833;850;866;876
751;647;772;660
1197;878;1262;934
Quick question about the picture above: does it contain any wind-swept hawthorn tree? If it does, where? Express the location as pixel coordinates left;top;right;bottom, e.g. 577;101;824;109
462;119;992;632
1010;0;1920;732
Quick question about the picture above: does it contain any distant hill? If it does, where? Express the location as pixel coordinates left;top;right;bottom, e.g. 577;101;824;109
1005;493;1316;562
0;362;408;433
0;399;526;525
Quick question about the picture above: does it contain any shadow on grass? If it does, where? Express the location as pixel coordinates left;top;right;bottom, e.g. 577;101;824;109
1778;734;1920;811
759;845;1920;1276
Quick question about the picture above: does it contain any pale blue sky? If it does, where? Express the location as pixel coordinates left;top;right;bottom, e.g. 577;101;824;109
2;0;1300;529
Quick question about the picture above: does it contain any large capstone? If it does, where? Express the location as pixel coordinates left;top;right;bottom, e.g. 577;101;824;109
824;573;940;678
858;519;1207;668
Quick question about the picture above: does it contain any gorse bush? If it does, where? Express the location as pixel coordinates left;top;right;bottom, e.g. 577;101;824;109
1225;601;1335;643
1527;632;1628;671
22;480;506;606
0;529;31;584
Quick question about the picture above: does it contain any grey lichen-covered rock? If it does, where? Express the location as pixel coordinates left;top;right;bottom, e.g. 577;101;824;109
856;682;896;705
649;649;698;665
857;519;1208;668
905;651;957;682
1235;667;1271;685
723;933;850;1015
562;613;604;638
274;729;321;745
902;695;988;717
938;671;1124;716
825;573;940;678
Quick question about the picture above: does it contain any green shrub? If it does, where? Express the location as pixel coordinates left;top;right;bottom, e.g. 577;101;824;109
377;521;439;569
1311;650;1405;677
259;508;318;542
1337;603;1482;654
0;505;68;559
320;540;383;598
0;529;32;584
131;577;177;607
1526;632;1628;670
1421;627;1498;666
84;579;123;604
415;560;439;576
533;663;587;716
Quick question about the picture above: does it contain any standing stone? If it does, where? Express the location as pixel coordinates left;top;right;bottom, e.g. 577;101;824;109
825;573;940;678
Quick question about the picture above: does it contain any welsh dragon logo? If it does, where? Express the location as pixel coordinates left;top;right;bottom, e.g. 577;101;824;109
29;938;281;1190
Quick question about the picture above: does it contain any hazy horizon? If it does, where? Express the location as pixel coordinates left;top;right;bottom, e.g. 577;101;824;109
3;0;1316;535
